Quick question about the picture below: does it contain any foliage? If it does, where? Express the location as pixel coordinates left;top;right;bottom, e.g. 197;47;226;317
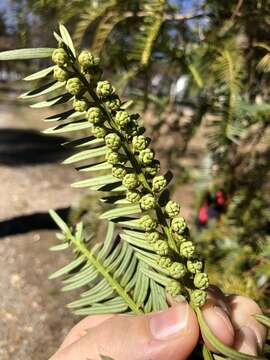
1;24;270;359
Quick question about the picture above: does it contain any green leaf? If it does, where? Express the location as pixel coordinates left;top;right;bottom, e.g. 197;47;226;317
100;204;141;220
59;23;76;57
0;48;55;60
30;93;73;108
141;268;170;287
45;109;75;121
49;209;71;234
120;233;153;251
196;308;267;360
254;314;270;328
44;120;92;134
23;65;55;81
100;355;114;360
49;243;69;251
72;175;119;189
63;146;107;164
49;255;85;279
20;81;65;99
79;161;111;172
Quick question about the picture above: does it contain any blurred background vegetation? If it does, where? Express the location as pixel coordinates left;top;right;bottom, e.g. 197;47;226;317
0;2;269;350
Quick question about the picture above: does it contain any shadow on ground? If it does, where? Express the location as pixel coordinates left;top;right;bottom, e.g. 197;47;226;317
0;207;70;238
0;128;71;165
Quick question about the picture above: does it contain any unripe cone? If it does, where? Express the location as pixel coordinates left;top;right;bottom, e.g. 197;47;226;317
112;165;126;180
152;175;167;193
73;98;89;112
87;107;104;124
105;97;121;112
52;48;69;66
115;111;131;128
106;150;121;165
140;215;157;231
169;262;186;279
180;241;195;259
187;259;203;274
165;200;180;218
96;80;115;99
154;240;169;255
105;133;121;150
194;272;209;290
190;289;207;307
122;173;139;190
78;50;97;70
53;66;69;82
138;148;155;165
158;256;172;268
145;231;160;243
166;280;182;297
140;194;156;210
144;160;160;177
91;125;107;138
126;190;141;203
66;77;84;96
132;135;149;151
171;216;186;234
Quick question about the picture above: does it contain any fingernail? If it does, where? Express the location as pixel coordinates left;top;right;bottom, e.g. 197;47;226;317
149;302;189;340
235;326;258;356
213;306;235;337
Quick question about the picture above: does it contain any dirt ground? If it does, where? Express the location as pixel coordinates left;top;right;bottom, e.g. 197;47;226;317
0;92;201;359
0;94;86;360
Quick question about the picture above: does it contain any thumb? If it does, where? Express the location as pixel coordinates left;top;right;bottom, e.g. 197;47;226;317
53;301;199;360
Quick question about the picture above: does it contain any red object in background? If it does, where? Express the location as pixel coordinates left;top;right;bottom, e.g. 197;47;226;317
199;204;209;224
215;190;225;206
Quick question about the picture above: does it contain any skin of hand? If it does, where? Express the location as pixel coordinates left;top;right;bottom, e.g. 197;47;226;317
50;288;267;360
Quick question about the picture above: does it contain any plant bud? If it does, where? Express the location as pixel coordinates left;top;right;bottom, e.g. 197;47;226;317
105;97;121;112
66;77;84;96
194;272;209;290
144;160;160;177
190;289;207;307
132;135;149;151
152;175;167;193
122;173;139;190
154;239;169;255
180;241;195;259
169;262;186;279
138;148;155;165
91;125;107;138
105;133;121;150
52;48;69;66
126;190;141;203
171;216;186;234
140;194;156;210
115;111;131;128
157;256;172;268
73;98;89;112
96;80;115;99
174;233;187;244
140;215;157;231
78;50;96;70
165;200;180;218
106;150;121;165
145;231;160;243
112;165;127;179
186;259;203;274
53;66;69;82
166;280;182;296
87;107;104;124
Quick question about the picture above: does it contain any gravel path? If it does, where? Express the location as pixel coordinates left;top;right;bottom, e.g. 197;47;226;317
0;99;85;359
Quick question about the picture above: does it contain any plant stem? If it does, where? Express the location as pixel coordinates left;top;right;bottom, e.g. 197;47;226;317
73;64;178;253
70;235;143;315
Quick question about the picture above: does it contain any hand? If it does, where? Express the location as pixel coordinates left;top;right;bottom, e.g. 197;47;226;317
50;288;267;360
